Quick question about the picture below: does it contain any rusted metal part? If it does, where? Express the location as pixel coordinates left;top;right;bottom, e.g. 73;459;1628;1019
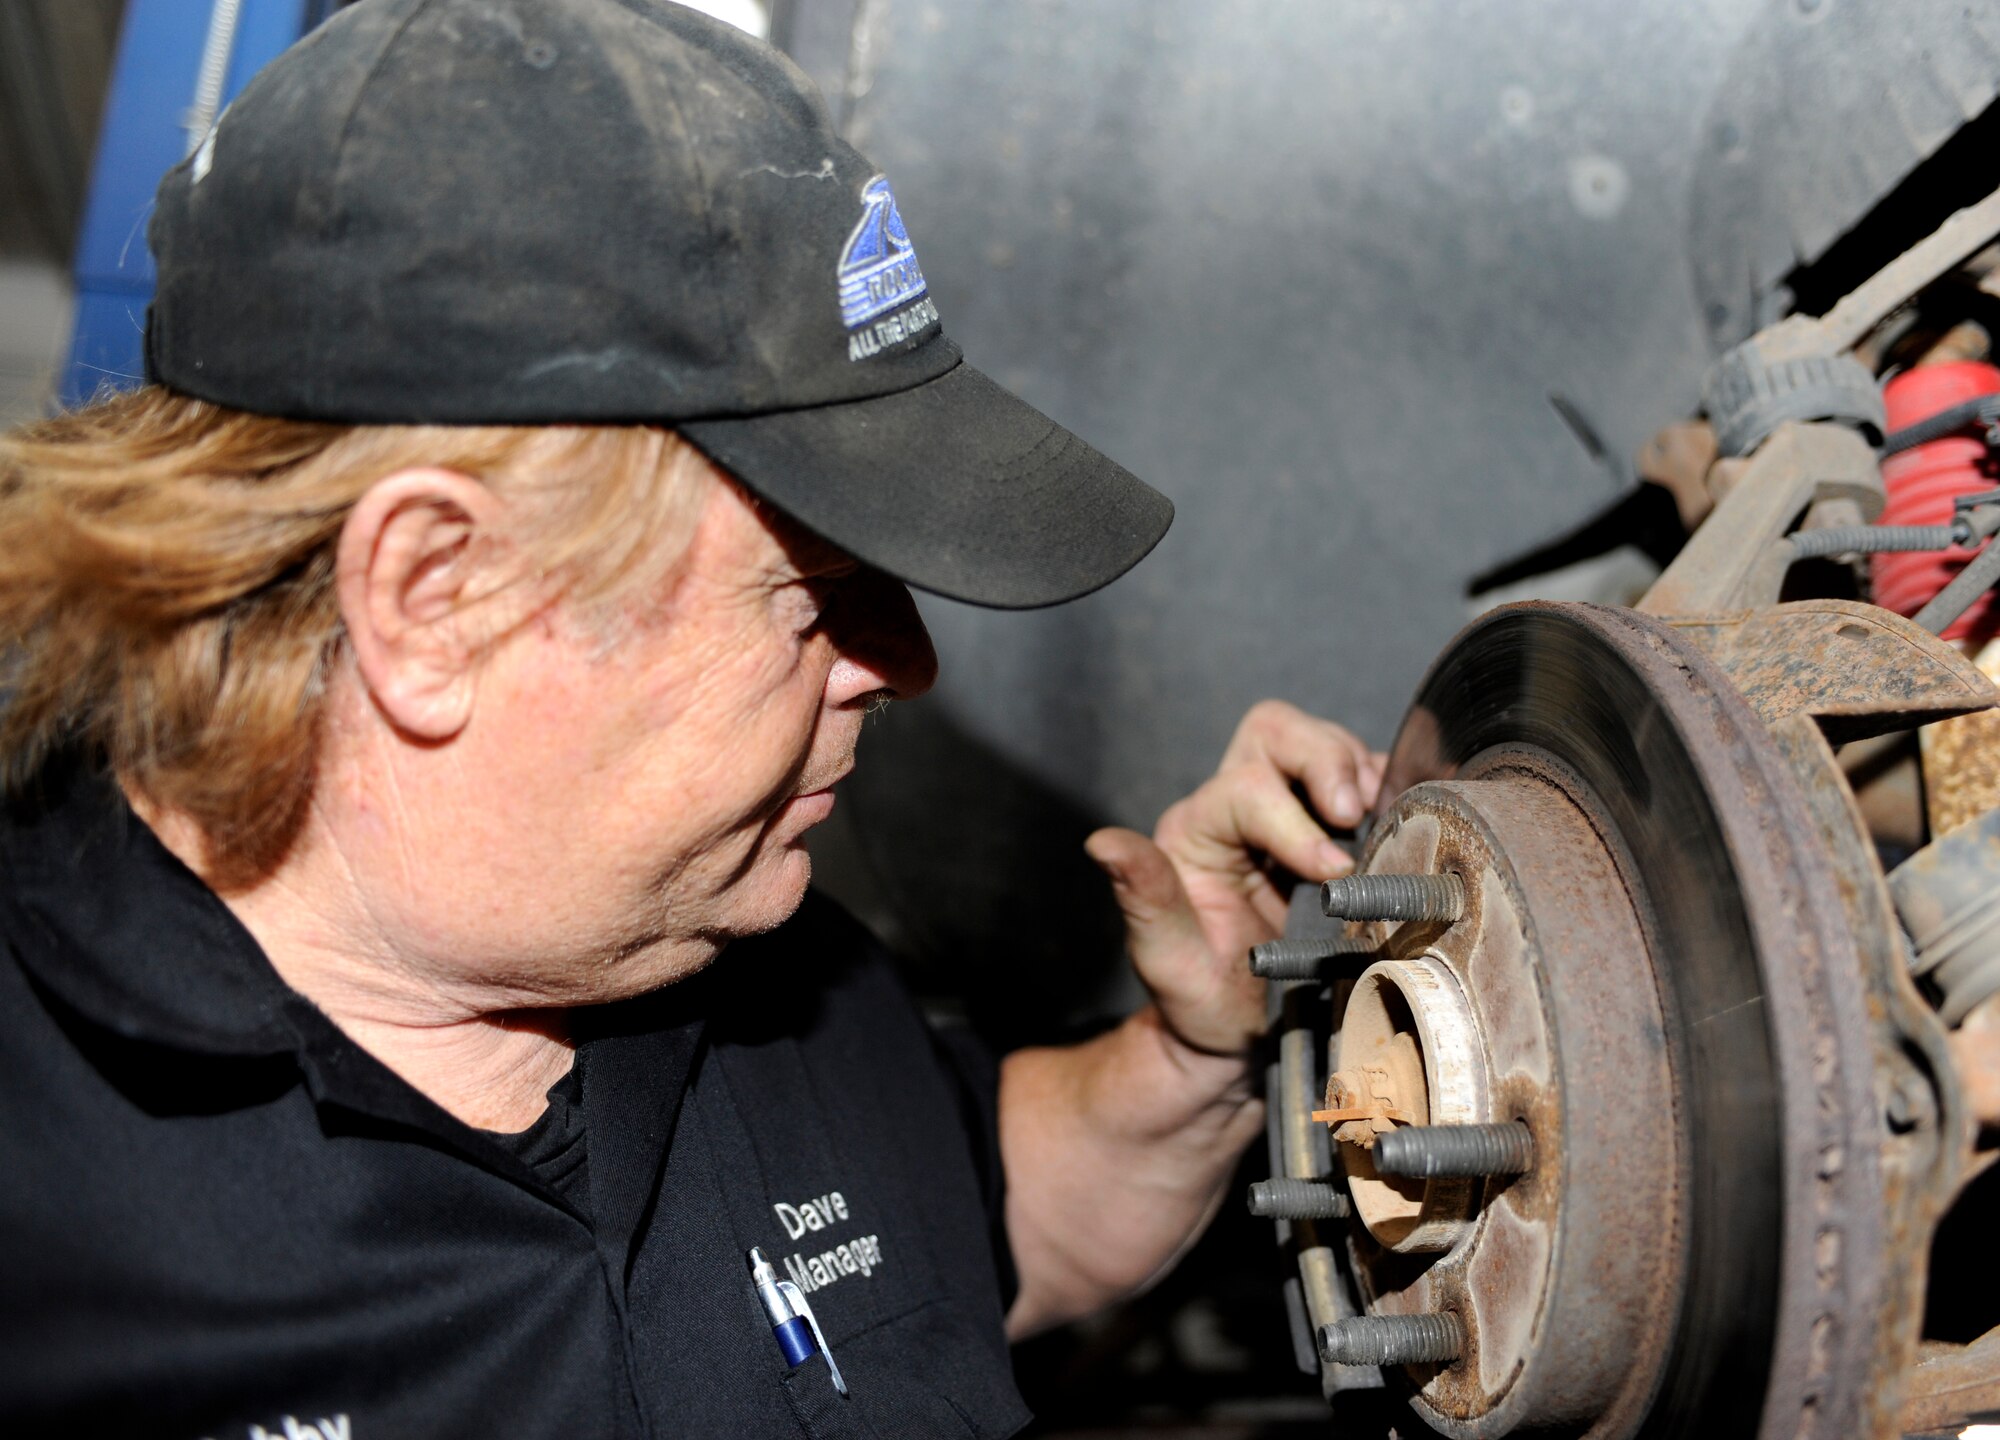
1266;597;1967;1436
1920;636;2000;836
1901;1329;2000;1434
1764;713;1964;1440
1315;1067;1414;1134
1922;707;2000;835
1706;455;1752;509
1341;764;1678;1439
1590;606;1896;1440
1336;954;1487;1255
1775;183;2000;363
1248;180;2000;1432
1372;601;1895;1437
1638;423;1885;616
1667;599;1999;743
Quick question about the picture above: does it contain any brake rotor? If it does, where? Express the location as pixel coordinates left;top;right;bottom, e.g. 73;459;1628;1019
1265;600;1907;1438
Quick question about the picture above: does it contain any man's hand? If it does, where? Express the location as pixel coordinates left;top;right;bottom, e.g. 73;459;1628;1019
1000;700;1385;1338
1084;699;1387;1056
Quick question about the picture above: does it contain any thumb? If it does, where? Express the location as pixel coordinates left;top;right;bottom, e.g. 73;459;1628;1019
1086;826;1259;1054
1086;826;1206;977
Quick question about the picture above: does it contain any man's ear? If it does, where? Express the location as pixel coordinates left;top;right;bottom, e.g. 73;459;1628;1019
336;468;520;741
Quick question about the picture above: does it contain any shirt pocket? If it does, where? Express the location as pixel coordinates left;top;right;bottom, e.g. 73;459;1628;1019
778;1298;1029;1440
781;1352;887;1440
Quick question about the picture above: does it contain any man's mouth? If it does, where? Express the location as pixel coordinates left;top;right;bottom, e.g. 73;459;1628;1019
796;759;854;800
782;760;854;832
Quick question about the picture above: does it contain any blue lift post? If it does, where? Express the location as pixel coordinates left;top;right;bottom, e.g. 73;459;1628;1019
61;0;329;409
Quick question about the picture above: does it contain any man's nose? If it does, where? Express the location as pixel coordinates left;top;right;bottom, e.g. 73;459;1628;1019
826;571;939;706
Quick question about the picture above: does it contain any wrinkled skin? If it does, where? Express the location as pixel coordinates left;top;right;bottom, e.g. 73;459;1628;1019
182;459;938;1131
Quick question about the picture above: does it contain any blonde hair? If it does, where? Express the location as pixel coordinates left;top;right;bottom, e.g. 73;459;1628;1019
0;386;709;888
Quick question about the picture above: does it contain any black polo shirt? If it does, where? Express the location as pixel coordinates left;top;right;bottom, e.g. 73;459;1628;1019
0;760;1031;1439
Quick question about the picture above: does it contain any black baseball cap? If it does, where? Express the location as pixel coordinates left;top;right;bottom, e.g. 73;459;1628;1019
144;0;1171;608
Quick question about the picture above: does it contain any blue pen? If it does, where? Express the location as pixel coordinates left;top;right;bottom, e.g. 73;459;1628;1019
748;1247;847;1396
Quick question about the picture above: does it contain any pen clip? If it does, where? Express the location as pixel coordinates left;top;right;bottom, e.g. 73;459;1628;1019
776;1278;847;1397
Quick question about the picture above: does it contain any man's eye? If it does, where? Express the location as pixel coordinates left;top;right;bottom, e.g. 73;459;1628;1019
789;575;847;632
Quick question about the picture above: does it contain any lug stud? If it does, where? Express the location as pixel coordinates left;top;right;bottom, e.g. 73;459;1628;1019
1247;936;1376;981
1317;1312;1465;1366
1372;1121;1535;1179
1320;872;1465;923
1246;1177;1351;1220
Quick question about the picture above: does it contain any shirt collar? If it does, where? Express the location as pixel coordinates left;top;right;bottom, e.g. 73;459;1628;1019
5;755;710;1239
2;755;299;1057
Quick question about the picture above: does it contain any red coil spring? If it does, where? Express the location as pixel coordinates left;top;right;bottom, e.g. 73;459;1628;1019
1871;360;2000;645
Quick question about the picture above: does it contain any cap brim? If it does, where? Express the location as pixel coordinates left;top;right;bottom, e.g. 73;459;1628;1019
679;361;1172;608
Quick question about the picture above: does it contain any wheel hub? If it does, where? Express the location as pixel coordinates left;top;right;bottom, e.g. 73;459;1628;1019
1259;599;1970;1439
1335;761;1680;1436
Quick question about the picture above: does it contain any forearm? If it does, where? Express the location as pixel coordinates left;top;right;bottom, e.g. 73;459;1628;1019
999;1004;1265;1339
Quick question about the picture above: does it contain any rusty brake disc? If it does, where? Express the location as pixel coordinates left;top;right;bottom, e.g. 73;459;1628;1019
1265;600;1899;1438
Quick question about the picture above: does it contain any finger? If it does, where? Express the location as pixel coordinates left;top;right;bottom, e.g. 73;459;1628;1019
1360;750;1391;806
1086;826;1207;976
1221;700;1378;829
1163;765;1354;882
1244;875;1293;932
1085;827;1262;1054
1301;751;1369;830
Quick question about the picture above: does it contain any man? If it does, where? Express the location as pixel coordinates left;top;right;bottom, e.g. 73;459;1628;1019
0;2;1381;1435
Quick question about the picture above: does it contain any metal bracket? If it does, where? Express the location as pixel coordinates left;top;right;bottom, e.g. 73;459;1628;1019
1665;599;1998;743
1639;422;1886;616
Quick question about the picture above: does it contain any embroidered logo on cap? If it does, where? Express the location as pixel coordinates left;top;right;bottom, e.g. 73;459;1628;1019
837;177;938;362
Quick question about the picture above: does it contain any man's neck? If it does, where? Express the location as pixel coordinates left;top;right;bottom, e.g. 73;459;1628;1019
124;782;575;1133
